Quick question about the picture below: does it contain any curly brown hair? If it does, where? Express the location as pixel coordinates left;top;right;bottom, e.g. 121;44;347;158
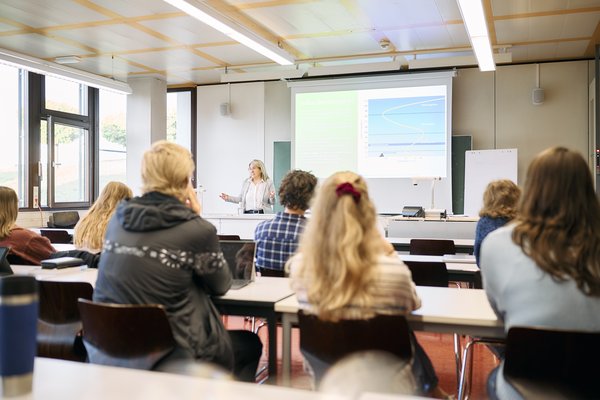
278;170;317;211
512;146;600;296
479;179;521;219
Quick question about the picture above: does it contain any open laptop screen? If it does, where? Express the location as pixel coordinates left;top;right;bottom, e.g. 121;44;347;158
219;240;255;281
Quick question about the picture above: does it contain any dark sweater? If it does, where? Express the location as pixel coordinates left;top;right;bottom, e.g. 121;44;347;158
474;216;509;267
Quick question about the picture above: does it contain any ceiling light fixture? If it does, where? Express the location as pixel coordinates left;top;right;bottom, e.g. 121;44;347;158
54;55;81;64
456;0;495;71
163;0;294;66
0;47;132;94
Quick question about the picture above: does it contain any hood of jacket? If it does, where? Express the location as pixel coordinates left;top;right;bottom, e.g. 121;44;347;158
116;191;198;232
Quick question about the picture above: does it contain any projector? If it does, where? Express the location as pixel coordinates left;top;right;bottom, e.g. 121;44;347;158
425;209;447;219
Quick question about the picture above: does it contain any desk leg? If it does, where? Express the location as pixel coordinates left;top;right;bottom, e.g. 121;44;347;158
266;311;278;382
281;313;292;386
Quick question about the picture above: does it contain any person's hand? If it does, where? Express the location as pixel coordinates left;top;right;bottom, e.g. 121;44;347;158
269;190;275;199
185;183;201;214
219;193;229;201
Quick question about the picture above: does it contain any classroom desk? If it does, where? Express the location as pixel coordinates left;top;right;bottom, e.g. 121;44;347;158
397;254;478;285
276;287;504;386
12;264;98;286
388;237;475;254
25;357;351;400
212;277;295;382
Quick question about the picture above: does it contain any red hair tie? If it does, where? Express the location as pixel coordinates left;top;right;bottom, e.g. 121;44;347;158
335;182;361;203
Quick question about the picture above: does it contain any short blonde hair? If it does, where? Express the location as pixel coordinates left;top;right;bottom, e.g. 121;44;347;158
0;186;18;239
141;141;195;203
74;181;132;251
250;160;269;181
289;171;385;321
479;179;521;219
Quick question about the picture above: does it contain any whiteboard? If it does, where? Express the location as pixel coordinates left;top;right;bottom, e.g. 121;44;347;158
464;149;518;217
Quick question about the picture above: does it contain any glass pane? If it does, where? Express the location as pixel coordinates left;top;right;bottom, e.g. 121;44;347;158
99;90;127;193
53;123;89;203
0;64;26;207
45;76;88;115
166;91;191;150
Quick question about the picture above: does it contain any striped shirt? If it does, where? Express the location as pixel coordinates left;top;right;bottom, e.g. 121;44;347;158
289;253;422;320
254;212;306;271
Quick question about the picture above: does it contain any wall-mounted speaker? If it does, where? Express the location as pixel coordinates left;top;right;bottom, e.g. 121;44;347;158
220;102;231;116
532;87;545;106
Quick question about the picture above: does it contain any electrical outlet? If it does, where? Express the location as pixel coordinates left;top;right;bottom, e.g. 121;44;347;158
33;186;39;208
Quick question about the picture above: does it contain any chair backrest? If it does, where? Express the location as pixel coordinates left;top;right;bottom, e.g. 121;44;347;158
48;211;80;229
503;326;600;399
409;239;456;256
473;270;483;289
298;311;412;384
37;281;93;362
218;234;241;241
259;267;285;277
404;261;449;287
40;229;73;244
0;247;13;276
78;298;176;370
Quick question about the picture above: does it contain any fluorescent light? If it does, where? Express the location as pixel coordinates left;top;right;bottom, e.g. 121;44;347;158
163;0;294;66
0;47;132;94
54;55;81;64
456;0;495;71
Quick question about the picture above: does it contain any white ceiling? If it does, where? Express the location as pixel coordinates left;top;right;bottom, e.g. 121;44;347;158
1;0;599;86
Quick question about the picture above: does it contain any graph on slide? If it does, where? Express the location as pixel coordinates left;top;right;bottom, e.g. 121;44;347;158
365;96;446;158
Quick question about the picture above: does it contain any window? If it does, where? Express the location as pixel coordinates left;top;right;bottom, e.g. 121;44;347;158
45;75;88;115
99;90;127;194
0;64;26;207
167;88;196;184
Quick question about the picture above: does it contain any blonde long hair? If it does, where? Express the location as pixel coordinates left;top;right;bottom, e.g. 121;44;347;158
141;140;195;203
513;146;600;296
74;181;132;251
0;186;18;239
291;171;385;321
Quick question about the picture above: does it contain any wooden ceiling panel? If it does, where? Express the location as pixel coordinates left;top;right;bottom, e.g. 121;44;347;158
122;49;218;71
0;0;109;28
75;55;147;80
433;0;463;21
198;43;273;66
52;24;173;53
413;26;460;49
385;29;425;52
356;0;446;28
139;15;232;45
287;32;381;60
0;33;96;59
562;12;600;38
556;39;591;57
90;0;180;18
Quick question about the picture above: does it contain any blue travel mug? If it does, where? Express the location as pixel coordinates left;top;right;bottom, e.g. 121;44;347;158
0;276;38;397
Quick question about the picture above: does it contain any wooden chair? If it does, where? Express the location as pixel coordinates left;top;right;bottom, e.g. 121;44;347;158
218;234;241;241
40;229;73;244
501;326;600;400
37;281;93;362
298;311;412;386
409;239;456;256
78;299;176;370
404;261;449;287
259;267;285;277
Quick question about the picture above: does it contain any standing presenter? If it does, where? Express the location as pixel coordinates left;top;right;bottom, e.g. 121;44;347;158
220;159;276;214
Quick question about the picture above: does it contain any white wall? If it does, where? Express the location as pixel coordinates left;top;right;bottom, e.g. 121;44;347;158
197;82;265;215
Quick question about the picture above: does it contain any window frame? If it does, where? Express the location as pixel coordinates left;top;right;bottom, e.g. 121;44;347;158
167;87;197;186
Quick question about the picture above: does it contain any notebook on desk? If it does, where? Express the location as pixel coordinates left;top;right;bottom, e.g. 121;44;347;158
219;240;256;290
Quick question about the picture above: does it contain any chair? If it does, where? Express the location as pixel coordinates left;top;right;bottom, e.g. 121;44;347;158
409;239;456;256
77;299;176;370
298;311;412;385
218;234;241;240
37;281;93;362
259;267;285;277
40;229;73;244
47;211;80;229
404;261;449;287
501;326;600;400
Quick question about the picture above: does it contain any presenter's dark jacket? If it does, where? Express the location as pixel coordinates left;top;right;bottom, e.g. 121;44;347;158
93;191;234;369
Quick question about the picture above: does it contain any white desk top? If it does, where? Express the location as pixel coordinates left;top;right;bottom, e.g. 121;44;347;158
398;254;476;264
387;237;475;247
50;243;76;251
214;276;294;303
19;357;346;400
12;265;98;286
275;286;503;338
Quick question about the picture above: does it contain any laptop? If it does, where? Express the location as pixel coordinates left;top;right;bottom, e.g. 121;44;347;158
0;247;14;276
219;240;256;290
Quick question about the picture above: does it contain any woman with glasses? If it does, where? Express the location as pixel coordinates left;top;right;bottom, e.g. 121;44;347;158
220;159;275;214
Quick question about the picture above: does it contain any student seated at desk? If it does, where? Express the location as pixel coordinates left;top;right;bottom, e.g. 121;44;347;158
254;169;317;273
0;186;55;265
94;141;262;382
481;147;600;400
73;181;132;254
474;179;520;267
287;171;449;399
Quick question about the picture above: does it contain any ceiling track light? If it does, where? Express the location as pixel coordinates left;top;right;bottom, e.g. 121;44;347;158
54;55;81;64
